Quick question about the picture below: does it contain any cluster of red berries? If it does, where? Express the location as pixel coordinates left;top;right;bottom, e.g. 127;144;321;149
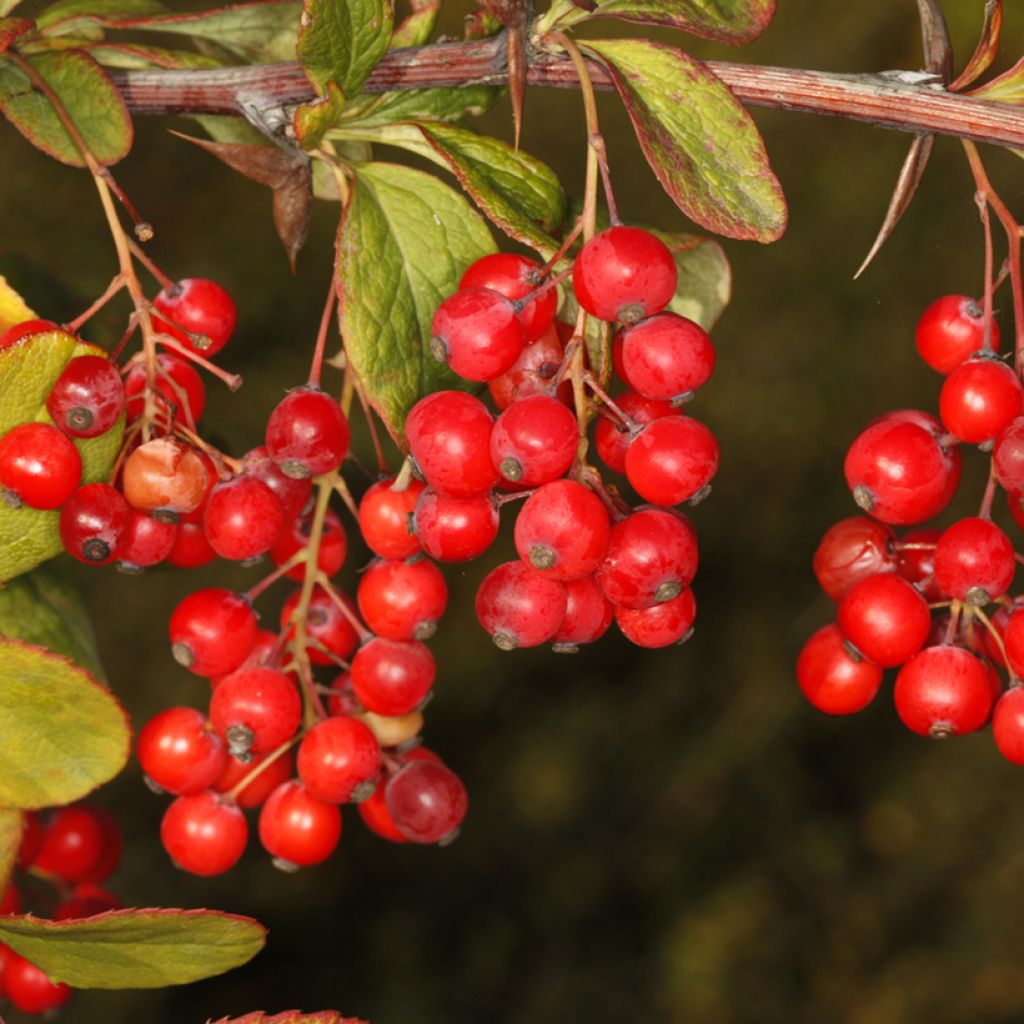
0;803;122;1014
417;225;718;652
799;294;1024;758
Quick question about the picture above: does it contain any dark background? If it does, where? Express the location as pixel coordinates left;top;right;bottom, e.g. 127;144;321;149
4;1;1024;1021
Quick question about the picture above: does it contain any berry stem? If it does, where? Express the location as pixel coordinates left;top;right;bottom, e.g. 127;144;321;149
308;278;338;389
314;572;373;643
245;551;306;603
972;605;1011;671
127;237;174;291
225;735;300;802
535;216;584;277
974;184;997;352
979;457;998;520
153;328;243;390
66;274;126;334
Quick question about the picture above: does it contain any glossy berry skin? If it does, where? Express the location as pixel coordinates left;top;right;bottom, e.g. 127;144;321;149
358;477;425;559
489;323;571;410
242;445;312;519
594;391;673;474
60;483;131;564
933;517;1015;604
837;573;930;668
31;806;107;883
894;645;993;738
357;778;410;843
625;415;719;506
812;517;897;601
203;476;284;561
265;387;350;479
844;418;959;525
385;759;468;844
940;356;1024;444
413;489;499;562
552;575;614;651
573;226;677;323
475;560;567;650
430;287;526;381
118;510;177;570
297;716;382;804
916;295;997;374
1000;607;1024;679
166;521;217;569
616;587;697;648
280;586;359;665
169;588;258;677
351;638;436;716
271;507;347;582
3;951;72;1013
210;667;301;755
213;747;294;808
259;780;342;867
161;791;248;876
122;438;209;516
47;355;125;438
460;252;557;343
0;318;60;349
405;391;498;498
797;623;884;715
993;687;1024;764
0;421;81;509
124;352;207;425
490;394;577;486
896;527;944;602
137;707;228;796
596;508;698;609
994;416;1024;494
357;558;448;641
152;277;237;357
209;628;280;688
513;480;611;581
617;313;715;401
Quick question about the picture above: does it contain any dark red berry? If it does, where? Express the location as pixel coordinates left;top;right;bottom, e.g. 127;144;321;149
616;587;697;648
60;483;131;564
152;277;237;357
894;645;993;737
0;422;81;509
350;637;436;716
551;575;614;651
210;666;302;757
124;352;207;426
940;355;1023;444
617;313;715;401
625;414;719;506
161;790;248;876
385;758;468;844
169;588;257;677
357;776;410;843
357;557;448;641
47;355;124;438
280;586;360;665
837;573;930;668
203;476;284;561
259;780;342;867
460;252;557;343
138;707;228;795
797;623;883;714
297;715;382;804
431;287;526;381
475;560;567;650
994;416;1024;493
358;476;425;559
413;488;499;562
916;294;998;374
895;527;944;601
933;516;1015;604
265;387;350;479
813;516;897;601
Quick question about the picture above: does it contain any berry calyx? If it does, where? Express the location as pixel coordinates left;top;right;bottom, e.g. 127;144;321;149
209;666;302;757
490;394;577;485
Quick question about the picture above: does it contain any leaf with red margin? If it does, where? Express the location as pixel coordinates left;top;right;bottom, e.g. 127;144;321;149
970;54;1024;105
582;38;786;243
0;807;23;895
951;0;1002;92
0;17;33;53
297;0;394;97
87;42;223;70
571;0;774;44
391;0;439;47
0;49;132;166
0;908;265;988
208;1014;367;1024
34;0;165;36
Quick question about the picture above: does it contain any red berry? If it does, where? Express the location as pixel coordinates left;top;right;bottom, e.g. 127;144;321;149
46;354;124;438
551;575;614;651
270;507;346;582
124;352;207;426
358;477;425;559
625;414;719;506
213;747;294;808
616;587;697;648
297;716;382;804
17;812;42;869
242;445;313;519
1001;606;1024;678
513;479;611;581
994;416;1024;493
31;806;107;884
413;488;499;562
152;277;237;357
1;883;20;915
596;508;698;609
993;686;1024;764
357;557;448;641
812;517;897;601
894;645;993;737
122;438;209;517
895;527;944;601
59;483;131;564
166;520;217;569
137;707;228;795
431;287;526;381
385;758;468;844
280;586;360;665
357;777;410;843
169;588;257;677
572;226;677;323
460;252;557;343
836;573;930;668
161;790;248;876
3;951;72;1013
209;627;280;687
617;313;715;401
489;322;571;410
405;390;498;498
797;623;883;714
939;355;1023;444
594;391;674;474
265;387;350;479
916;294;997;374
203;476;285;561
490;394;577;486
350;637;436;715
932;516;1015;604
475;560;568;650
259;780;342;867
0;422;81;509
0;318;60;349
210;666;302;757
118;509;177;570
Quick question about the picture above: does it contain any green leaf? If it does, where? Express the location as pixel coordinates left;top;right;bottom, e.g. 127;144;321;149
0;565;105;678
337;161;495;440
0;640;130;809
570;0;774;43
209;1014;366;1024
0;17;33;53
297;0;394;96
294;80;346;150
0;908;265;988
35;0;166;35
391;0;439;47
652;230;732;330
970;55;1024;104
0;328;125;583
88;42;223;69
0;272;34;331
582;39;786;243
338;84;496;128
0;49;132;166
0;806;23;893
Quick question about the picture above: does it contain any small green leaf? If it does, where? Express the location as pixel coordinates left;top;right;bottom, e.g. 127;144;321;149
294;80;346;149
0;640;130;809
297;0;394;96
0;49;132;166
570;0;774;43
209;1014;366;1024
0;908;265;988
651;230;732;330
0;806;23;893
338;84;496;128
337;161;495;440
0;565;105;678
0;329;125;583
970;55;1024;104
391;0;439;47
582;38;786;243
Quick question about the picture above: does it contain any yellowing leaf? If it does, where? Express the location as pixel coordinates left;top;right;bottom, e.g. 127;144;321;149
0;273;34;333
0;806;23;894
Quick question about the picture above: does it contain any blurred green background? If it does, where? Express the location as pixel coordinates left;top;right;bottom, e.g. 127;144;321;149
4;1;1024;1022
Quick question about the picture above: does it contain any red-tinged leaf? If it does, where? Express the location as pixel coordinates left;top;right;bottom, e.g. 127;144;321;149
171;132;312;270
0;807;23;894
582;38;786;243
951;0;1002;92
297;0;394;96
969;55;1024;105
208;1014;367;1024
35;0;166;36
0;49;131;166
293;80;346;150
0;908;266;988
87;42;223;70
391;0;439;47
0;16;33;53
916;0;952;82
